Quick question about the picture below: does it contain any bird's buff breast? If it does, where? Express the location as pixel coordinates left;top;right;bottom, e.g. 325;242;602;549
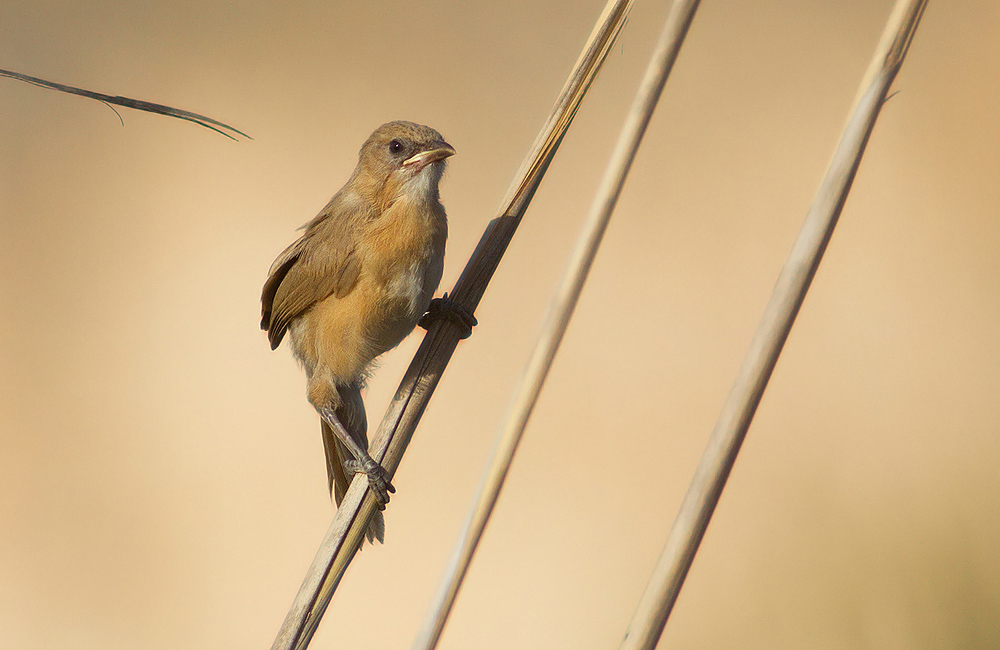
291;201;445;381
364;193;446;340
367;250;442;345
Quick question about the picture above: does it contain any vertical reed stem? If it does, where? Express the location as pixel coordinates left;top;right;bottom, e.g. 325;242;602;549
618;3;928;649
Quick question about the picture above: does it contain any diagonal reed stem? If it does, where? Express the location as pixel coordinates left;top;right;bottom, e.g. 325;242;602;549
411;2;702;650
617;2;929;649
268;2;634;649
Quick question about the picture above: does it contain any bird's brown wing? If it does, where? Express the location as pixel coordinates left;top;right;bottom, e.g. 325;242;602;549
260;200;366;349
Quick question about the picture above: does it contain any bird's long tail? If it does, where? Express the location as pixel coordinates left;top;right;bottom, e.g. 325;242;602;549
320;385;384;544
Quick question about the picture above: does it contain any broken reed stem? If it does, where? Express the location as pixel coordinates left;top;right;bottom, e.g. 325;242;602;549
411;3;702;650
0;68;249;140
617;2;929;649
268;2;634;649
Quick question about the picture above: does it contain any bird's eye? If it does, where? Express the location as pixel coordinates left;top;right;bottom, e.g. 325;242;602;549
388;139;404;154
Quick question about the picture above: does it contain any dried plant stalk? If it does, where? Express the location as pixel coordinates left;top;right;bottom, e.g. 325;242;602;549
411;2;702;650
617;2;929;649
269;2;634;649
0;68;249;140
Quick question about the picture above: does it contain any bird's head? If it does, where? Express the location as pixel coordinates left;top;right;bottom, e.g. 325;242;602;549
352;121;455;207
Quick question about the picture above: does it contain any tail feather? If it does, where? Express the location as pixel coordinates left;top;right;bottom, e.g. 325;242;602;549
320;385;384;544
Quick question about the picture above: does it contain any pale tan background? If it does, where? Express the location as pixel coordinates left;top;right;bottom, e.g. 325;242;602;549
2;1;998;648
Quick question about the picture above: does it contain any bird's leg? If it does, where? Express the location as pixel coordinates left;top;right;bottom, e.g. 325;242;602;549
419;292;478;339
318;406;395;506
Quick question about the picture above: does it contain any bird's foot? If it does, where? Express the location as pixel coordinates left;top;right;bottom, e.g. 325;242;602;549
344;457;396;507
419;293;478;339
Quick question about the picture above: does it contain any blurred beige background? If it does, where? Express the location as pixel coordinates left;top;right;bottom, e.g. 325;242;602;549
2;1;998;648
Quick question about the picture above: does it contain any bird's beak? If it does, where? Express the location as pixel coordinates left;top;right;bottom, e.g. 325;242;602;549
403;142;456;170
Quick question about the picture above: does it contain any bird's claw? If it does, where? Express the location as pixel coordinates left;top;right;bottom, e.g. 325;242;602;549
344;458;395;506
419;293;477;339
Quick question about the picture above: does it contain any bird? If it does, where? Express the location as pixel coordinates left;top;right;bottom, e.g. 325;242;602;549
261;121;461;544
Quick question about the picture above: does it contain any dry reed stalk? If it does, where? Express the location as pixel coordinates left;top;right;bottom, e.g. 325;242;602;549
617;2;929;649
269;2;634;649
0;68;248;140
410;2;702;649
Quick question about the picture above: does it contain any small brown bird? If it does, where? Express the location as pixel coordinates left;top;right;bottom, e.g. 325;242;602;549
261;121;458;543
